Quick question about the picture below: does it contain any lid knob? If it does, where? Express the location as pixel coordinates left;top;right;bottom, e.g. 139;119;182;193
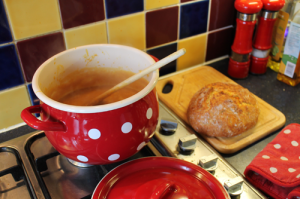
261;0;285;11
235;0;263;14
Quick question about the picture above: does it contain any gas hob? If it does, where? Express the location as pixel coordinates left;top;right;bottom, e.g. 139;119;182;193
0;102;266;199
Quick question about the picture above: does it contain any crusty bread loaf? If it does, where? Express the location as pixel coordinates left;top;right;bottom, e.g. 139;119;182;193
187;82;259;137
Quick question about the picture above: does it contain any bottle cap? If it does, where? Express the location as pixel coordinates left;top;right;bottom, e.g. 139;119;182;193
261;0;285;11
235;0;263;14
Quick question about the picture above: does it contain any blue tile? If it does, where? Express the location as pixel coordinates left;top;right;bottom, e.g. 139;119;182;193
27;83;40;117
0;44;24;91
147;43;177;76
180;0;209;39
27;84;40;106
105;0;143;19
0;0;13;44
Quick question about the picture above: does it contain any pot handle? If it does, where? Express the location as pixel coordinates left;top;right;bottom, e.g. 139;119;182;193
21;105;66;131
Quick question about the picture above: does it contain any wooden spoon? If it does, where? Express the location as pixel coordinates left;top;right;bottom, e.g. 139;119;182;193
87;48;186;106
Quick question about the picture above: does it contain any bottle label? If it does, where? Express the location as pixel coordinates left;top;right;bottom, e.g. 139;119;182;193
271;10;289;61
279;22;300;78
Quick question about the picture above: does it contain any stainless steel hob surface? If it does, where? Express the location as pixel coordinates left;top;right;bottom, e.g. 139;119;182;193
0;102;267;199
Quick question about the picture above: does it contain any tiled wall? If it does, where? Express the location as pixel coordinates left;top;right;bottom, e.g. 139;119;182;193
0;0;236;131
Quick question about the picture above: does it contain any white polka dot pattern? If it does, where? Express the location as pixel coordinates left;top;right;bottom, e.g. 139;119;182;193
274;144;281;149
146;108;153;119
262;155;270;159
270;167;277;173
280;156;288;161
284;129;291;134
288;168;296;173
291;141;299;147
108;154;120;161
121;122;132;134
77;155;88;162
245;124;300;195
88;129;101;139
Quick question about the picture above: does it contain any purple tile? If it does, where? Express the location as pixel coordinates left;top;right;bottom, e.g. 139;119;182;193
17;32;65;82
209;0;236;31
105;0;143;19
0;44;24;91
147;43;177;76
146;6;178;48
0;1;12;44
205;27;234;62
59;0;105;29
180;0;209;39
181;0;194;2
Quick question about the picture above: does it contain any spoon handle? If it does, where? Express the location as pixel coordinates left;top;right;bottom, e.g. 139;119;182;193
88;48;186;105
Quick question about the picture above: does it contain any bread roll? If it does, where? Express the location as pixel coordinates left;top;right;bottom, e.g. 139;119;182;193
187;82;259;137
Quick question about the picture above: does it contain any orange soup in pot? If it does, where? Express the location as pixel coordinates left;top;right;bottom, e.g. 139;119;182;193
44;67;149;106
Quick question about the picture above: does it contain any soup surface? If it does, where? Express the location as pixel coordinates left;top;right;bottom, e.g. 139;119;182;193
44;67;149;106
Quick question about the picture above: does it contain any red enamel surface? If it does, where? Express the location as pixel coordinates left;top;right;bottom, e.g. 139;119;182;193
261;0;285;11
228;58;250;79
92;157;230;199
21;89;159;165
234;0;263;14
253;17;277;50
231;19;256;54
250;56;269;74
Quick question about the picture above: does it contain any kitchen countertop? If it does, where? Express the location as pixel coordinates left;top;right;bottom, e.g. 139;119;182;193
0;57;299;175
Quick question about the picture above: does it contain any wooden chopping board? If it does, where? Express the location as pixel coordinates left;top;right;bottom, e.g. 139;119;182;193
156;66;286;154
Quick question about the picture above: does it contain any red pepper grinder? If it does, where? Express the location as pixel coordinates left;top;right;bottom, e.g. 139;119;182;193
250;0;285;74
228;0;263;79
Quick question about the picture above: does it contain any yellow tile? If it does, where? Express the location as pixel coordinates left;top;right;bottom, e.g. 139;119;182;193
4;0;61;40
64;22;108;49
145;0;179;10
108;13;145;50
177;33;207;71
0;86;31;130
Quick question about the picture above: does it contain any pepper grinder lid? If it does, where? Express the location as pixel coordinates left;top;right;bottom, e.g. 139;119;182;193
235;0;263;14
261;0;285;11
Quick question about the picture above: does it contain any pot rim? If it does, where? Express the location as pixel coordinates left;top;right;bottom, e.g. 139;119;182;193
32;44;159;113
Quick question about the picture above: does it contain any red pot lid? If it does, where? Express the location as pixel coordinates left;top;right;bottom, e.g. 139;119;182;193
92;157;230;199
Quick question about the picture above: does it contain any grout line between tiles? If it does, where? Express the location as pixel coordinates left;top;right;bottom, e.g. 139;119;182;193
208;25;234;34
56;0;68;50
0;0;211;49
2;0;16;42
205;0;212;61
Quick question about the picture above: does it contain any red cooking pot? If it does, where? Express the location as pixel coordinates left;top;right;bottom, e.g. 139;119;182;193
21;44;159;165
92;157;231;199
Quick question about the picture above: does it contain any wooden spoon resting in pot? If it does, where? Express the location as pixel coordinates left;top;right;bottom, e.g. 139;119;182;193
86;48;186;106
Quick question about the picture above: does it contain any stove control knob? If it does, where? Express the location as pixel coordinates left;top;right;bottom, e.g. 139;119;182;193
177;134;197;155
224;176;244;196
160;119;178;135
199;154;218;172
